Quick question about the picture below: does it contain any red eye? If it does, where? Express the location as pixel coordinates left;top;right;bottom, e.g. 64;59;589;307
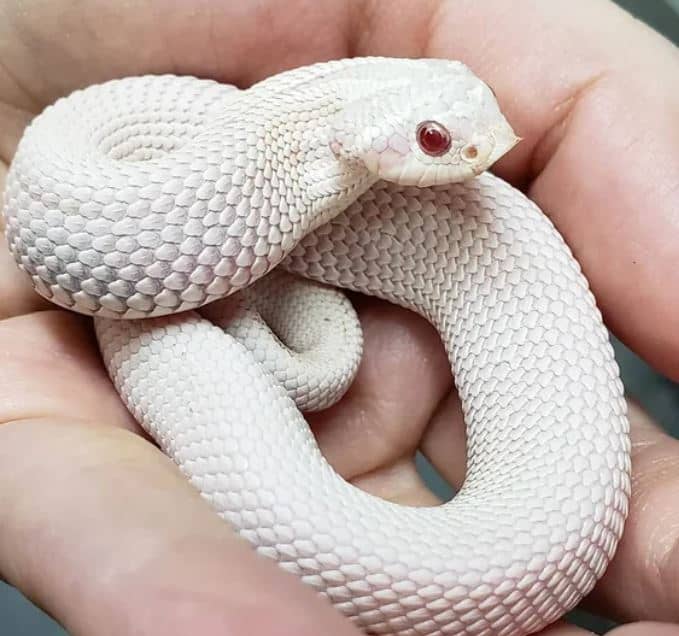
416;120;452;156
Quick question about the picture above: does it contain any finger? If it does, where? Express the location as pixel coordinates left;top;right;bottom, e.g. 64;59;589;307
0;99;31;161
0;312;359;636
0;311;137;431
307;295;451;482
1;101;51;317
0;420;359;636
351;456;441;507
417;0;679;378
0;0;352;108
420;396;679;625
419;389;466;489
537;624;594;636
608;623;679;636
584;401;679;623
0;241;51;319
0;101;42;316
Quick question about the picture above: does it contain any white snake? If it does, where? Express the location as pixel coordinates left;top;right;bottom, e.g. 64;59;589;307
3;58;631;636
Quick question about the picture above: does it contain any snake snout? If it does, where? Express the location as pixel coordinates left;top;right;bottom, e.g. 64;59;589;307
486;121;521;168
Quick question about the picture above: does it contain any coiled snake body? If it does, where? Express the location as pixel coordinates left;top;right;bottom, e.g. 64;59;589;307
3;58;631;635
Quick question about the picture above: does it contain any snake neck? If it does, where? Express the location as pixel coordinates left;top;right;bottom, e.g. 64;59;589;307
241;58;425;231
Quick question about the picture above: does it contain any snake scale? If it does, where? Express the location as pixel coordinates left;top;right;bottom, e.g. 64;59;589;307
3;58;631;635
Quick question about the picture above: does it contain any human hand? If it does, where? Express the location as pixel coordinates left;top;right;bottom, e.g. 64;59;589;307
0;1;678;635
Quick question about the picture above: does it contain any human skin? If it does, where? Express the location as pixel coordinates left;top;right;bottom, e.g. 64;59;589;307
0;1;678;634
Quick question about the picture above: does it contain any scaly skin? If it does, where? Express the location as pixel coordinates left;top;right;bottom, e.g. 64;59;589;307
3;58;629;635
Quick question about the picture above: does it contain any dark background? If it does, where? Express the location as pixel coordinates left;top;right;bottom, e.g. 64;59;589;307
2;1;678;634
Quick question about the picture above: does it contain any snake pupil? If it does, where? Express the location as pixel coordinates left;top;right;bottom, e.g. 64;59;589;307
416;121;452;156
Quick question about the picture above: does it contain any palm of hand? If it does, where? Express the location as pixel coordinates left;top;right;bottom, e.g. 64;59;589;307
0;2;678;635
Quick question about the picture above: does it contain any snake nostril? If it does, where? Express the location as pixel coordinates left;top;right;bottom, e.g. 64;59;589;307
461;144;479;161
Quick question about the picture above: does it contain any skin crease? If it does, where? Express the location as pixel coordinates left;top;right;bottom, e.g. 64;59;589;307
0;0;677;634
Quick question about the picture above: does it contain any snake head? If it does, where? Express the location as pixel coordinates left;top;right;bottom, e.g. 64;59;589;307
331;60;520;187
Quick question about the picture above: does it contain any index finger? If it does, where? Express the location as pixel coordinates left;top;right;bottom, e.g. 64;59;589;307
420;0;679;378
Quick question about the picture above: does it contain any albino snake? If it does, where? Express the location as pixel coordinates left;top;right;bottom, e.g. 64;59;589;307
3;58;631;635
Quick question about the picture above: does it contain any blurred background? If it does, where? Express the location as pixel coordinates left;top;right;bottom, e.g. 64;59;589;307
2;1;678;634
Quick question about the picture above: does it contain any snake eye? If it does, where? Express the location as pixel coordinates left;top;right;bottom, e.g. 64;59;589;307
416;120;452;156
